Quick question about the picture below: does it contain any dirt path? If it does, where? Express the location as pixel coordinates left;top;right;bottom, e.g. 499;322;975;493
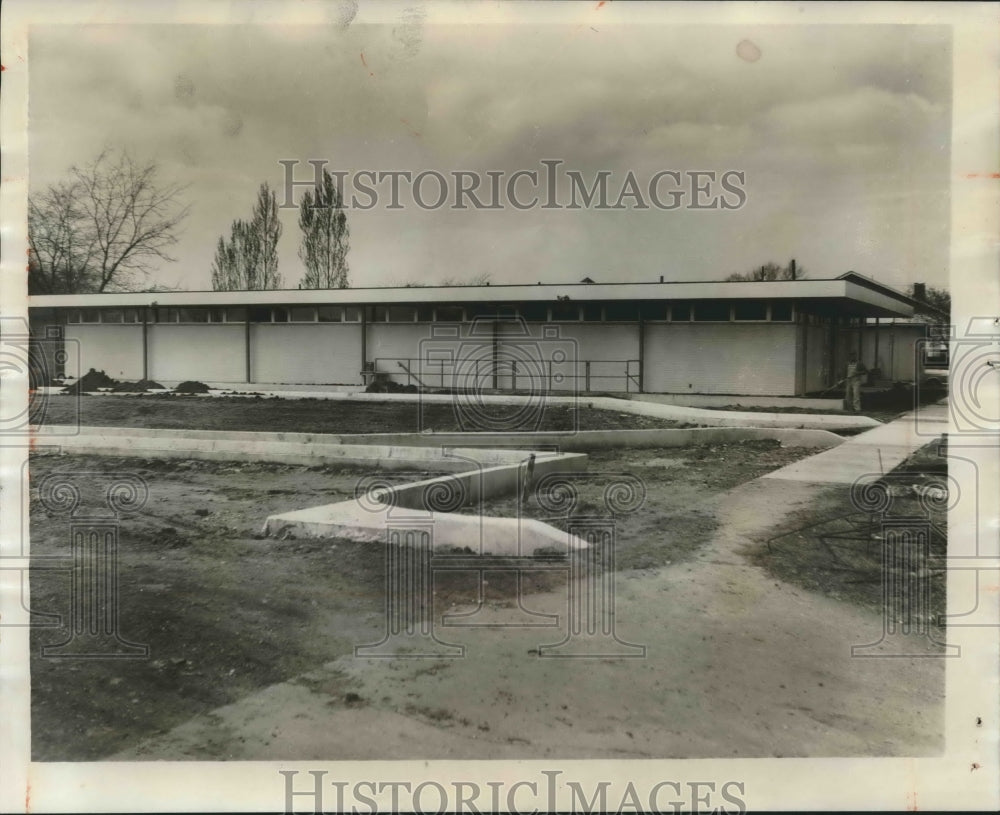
109;477;943;761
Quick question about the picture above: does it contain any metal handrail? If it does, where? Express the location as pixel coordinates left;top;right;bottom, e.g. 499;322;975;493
373;357;642;392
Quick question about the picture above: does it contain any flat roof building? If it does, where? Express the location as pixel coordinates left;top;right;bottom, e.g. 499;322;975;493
28;272;922;396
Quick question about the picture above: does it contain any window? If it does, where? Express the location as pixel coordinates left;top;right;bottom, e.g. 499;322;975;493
466;304;498;320
733;300;768;321
178;308;209;323
272;307;289;323
435;305;464;322
387;306;416;322
693;301;730;322
416;305;435;322
670;302;691;322
343;306;361;322
208;308;226;323
519;303;549;322
227;307;248;322
101;309;124;324
605;302;639;321
639;301;667;321
152;308;178;323
123;309;141;323
551;302;580;321
372;306;388;322
317;306;343;323
249;307;271;322
67;310;81;324
289;307;316;322
770;302;793;321
582;303;603;322
81;309;100;323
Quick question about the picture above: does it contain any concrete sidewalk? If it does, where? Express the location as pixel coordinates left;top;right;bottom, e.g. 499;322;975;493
763;401;948;485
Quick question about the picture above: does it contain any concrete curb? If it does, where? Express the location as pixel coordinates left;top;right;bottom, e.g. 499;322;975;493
36;424;845;451
32;427;568;472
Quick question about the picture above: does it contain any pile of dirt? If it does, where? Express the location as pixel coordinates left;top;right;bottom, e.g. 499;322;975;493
111;379;165;392
61;369;117;394
365;379;419;394
174;380;211;394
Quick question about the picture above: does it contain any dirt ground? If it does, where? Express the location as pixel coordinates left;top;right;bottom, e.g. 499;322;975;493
35;393;692;435
29;439;812;761
29;437;945;762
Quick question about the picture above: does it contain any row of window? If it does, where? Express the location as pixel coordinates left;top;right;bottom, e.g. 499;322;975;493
66;300;800;325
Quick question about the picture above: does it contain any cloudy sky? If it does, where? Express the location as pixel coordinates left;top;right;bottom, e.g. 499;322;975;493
28;14;952;292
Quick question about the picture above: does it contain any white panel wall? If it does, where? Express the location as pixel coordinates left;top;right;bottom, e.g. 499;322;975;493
803;325;831;393
65;325;144;380
860;326;922;381
149;325;245;383
367;323;435;385
644;323;798;395
527;323;639;391
252;324;362;384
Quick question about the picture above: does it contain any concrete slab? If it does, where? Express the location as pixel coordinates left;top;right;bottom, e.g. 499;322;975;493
261;499;589;557
763;409;945;485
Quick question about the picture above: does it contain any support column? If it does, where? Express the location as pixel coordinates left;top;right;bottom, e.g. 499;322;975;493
141;309;149;381
492;318;499;391
873;317;880;379
360;306;368;386
244;317;252;384
637;316;645;394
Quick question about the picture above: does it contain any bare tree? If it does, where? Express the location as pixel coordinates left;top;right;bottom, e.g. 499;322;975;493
298;169;350;289
725;260;805;282
28;181;96;294
211;183;284;290
28;149;188;293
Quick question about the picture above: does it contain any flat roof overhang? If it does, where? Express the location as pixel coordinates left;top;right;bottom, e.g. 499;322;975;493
28;277;915;318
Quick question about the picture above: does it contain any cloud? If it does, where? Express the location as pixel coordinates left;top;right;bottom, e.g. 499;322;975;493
27;22;952;291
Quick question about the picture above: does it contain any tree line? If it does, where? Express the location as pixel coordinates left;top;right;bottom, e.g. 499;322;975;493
28;150;350;294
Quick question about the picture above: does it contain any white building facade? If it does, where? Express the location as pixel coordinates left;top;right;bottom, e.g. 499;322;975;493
28;273;919;396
